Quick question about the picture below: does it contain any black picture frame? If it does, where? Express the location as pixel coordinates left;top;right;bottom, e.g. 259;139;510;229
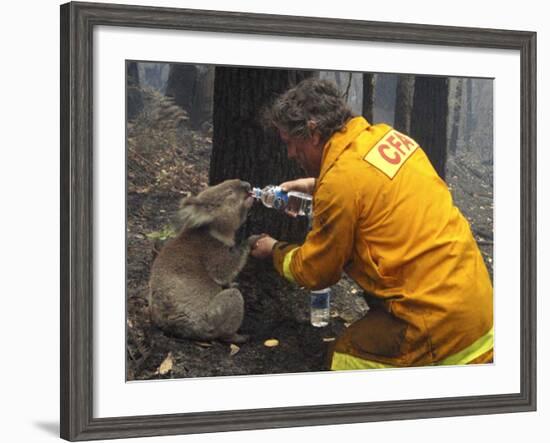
60;1;537;441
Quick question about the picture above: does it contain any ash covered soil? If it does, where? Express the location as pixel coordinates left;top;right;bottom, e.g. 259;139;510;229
126;94;493;381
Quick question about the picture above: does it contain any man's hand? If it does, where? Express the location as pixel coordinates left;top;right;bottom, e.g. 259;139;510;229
249;234;277;259
247;234;266;248
280;177;316;194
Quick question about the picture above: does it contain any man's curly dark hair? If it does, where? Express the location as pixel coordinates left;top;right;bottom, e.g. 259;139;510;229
262;78;354;143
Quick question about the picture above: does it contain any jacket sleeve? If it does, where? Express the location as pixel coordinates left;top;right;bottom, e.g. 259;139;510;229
272;177;357;289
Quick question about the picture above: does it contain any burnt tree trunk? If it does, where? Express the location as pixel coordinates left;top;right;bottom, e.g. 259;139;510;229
192;65;215;129
362;73;376;123
210;68;313;243
126;62;143;120
165;64;214;129
410;76;449;180
165;64;196;111
448;78;464;155
465;77;475;150
394;75;415;134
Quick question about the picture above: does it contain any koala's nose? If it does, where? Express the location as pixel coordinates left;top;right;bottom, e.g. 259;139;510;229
240;181;251;192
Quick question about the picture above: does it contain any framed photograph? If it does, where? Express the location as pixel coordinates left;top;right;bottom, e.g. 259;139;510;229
60;1;536;440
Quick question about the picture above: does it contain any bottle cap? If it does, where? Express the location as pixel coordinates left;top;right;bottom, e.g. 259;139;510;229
310;288;331;294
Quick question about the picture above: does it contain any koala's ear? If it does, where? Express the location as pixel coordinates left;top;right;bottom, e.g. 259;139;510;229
178;197;214;231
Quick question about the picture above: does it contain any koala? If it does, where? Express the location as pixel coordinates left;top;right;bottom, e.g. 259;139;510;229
149;179;257;344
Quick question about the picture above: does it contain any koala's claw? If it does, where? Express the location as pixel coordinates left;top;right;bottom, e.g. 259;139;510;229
223;282;239;289
220;333;250;345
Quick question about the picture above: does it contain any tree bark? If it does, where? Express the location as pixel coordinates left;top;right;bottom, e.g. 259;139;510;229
393;75;415;134
362;73;376;123
165;64;197;112
126;61;143;120
448;78;464;155
210;67;313;243
410;76;449;180
465;77;475;150
188;65;214;129
165;64;215;129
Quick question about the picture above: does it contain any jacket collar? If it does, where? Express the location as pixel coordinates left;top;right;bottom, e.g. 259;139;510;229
318;116;370;183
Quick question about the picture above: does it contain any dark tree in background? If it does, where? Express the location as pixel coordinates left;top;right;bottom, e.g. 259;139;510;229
193;66;215;129
166;64;196;111
465;78;475;149
448;78;464;155
393;75;415;134
410;76;449;180
362;73;376;123
126;62;143;120
165;64;214;129
210;68;313;243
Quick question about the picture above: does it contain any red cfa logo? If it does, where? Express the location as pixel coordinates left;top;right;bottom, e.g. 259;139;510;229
364;129;419;179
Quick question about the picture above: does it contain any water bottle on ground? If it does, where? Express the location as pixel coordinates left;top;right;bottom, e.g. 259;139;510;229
310;288;331;327
251;185;312;217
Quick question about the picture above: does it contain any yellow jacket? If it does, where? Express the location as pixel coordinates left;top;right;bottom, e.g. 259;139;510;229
273;116;493;367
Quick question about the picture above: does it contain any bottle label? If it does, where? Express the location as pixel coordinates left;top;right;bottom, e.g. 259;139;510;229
272;188;289;210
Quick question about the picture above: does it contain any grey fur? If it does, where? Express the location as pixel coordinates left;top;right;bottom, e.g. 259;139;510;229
149;179;257;343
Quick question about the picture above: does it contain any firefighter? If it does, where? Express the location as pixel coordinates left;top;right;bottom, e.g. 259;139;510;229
251;78;493;369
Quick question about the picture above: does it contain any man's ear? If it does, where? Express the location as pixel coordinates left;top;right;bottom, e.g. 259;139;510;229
178;197;215;231
307;120;322;146
307;120;318;133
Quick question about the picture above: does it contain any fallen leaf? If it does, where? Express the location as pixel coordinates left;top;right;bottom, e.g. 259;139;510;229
264;339;279;348
155;352;174;375
351;288;358;294
194;341;213;348
322;337;336;342
229;344;240;356
344;323;351;328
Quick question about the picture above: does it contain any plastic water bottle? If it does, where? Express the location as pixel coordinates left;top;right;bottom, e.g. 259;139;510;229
310;288;331;327
287;191;313;218
251;185;312;217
